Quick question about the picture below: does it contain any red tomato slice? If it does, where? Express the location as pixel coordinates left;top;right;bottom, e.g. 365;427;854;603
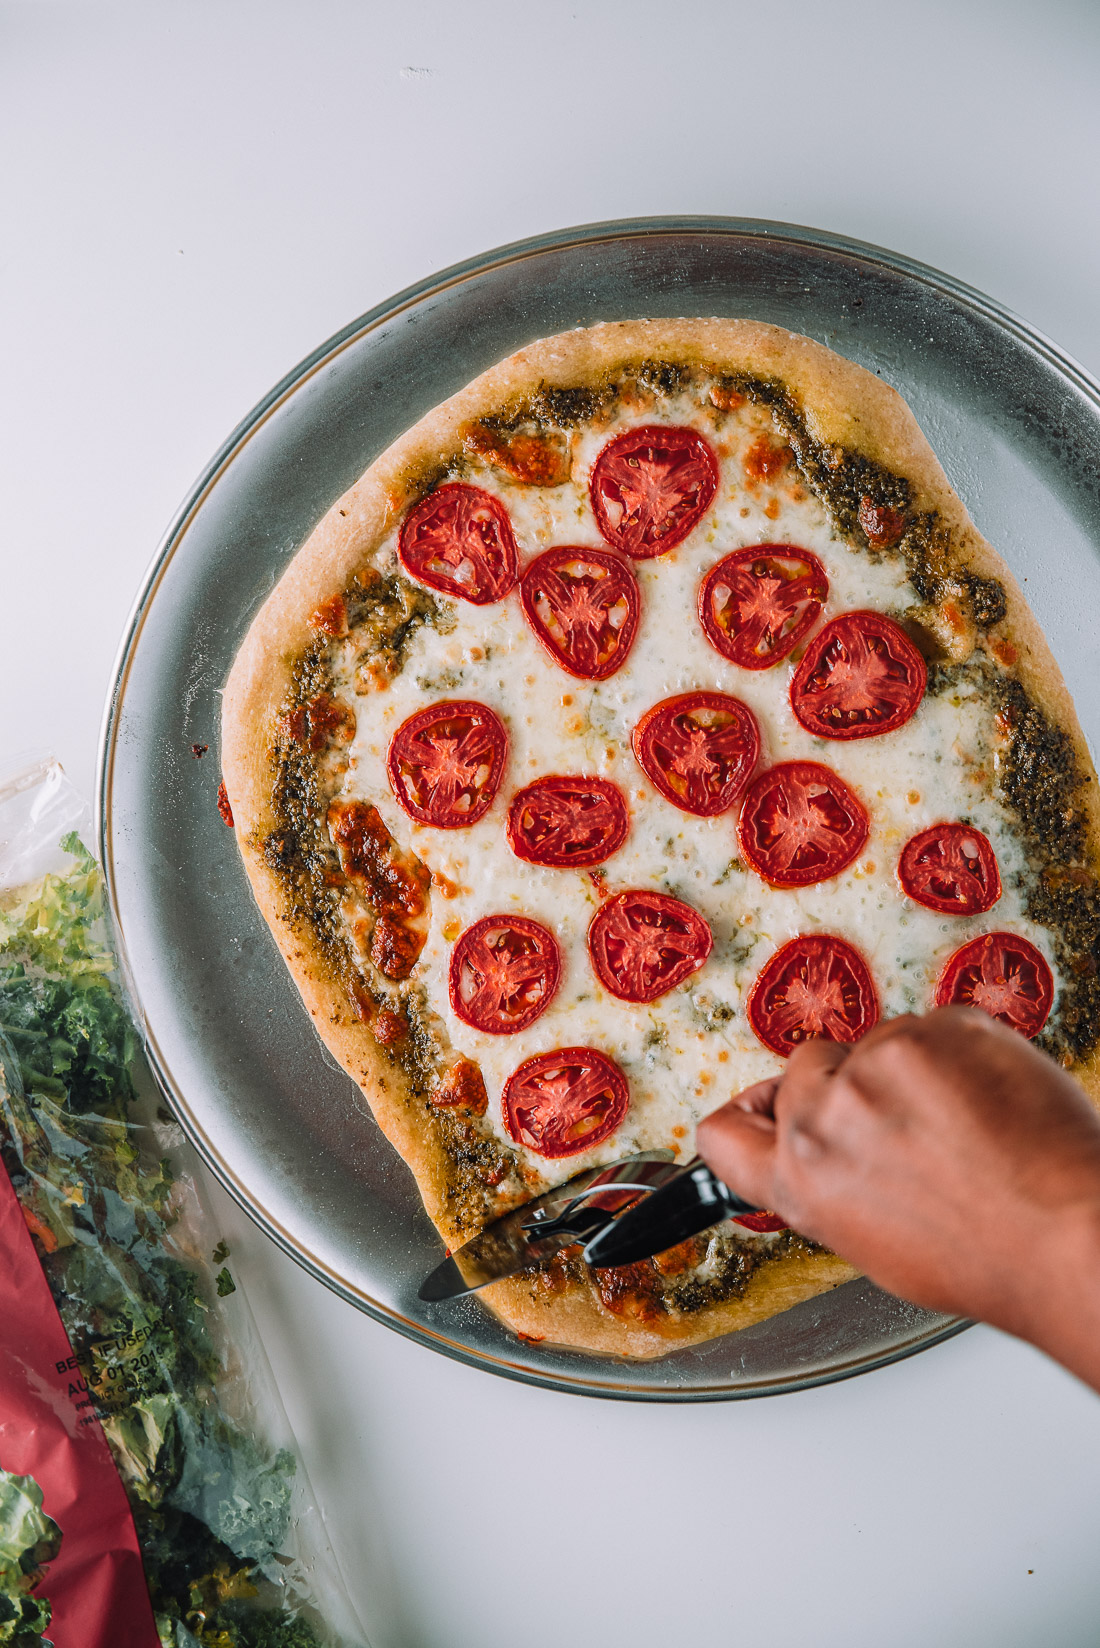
790;610;927;740
899;823;1002;916
387;700;507;828
590;425;719;558
731;1212;789;1233
507;776;629;868
519;547;641;680
738;761;869;889
632;692;760;817
502;1047;630;1159
699;545;829;669
398;482;518;604
587;890;713;1004
748;935;879;1056
934;932;1053;1037
449;915;560;1035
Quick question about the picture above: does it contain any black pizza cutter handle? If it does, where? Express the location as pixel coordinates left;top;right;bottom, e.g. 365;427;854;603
582;1156;762;1269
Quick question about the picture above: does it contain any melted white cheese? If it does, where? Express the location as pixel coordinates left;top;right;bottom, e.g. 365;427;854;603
333;393;1056;1188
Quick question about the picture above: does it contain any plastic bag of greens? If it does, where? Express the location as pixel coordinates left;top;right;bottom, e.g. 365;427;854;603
0;757;366;1648
0;1471;62;1644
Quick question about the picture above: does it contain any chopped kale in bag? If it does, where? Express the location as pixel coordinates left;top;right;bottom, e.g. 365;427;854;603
0;1469;60;1647
0;827;358;1648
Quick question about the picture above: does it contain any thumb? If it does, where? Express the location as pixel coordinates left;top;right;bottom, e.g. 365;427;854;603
696;1082;780;1209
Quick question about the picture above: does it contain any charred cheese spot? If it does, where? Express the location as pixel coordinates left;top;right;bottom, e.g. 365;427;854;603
903;593;977;664
281;692;356;752
708;383;746;412
742;436;791;484
355;655;397;694
857;495;906;547
309;593;349;638
431;1057;488;1115
328;800;430;982
329;802;427;913
593;1261;662;1321
463;423;572;487
370;913;425;981
990;636;1020;667
373;1007;406;1046
652;1237;704;1276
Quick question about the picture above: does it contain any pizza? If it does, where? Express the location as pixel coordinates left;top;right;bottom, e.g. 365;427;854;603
220;319;1100;1359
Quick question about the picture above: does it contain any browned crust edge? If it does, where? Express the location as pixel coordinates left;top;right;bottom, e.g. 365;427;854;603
481;1249;860;1359
221;318;1100;1356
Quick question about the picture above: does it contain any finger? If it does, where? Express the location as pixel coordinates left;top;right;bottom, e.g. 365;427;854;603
784;1037;851;1083
729;1076;780;1116
775;1038;850;1136
845;1012;922;1056
696;1102;779;1210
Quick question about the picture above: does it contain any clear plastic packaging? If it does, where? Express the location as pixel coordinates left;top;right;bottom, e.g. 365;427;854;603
0;757;367;1648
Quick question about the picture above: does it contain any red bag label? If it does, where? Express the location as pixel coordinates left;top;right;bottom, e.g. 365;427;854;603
0;1159;160;1647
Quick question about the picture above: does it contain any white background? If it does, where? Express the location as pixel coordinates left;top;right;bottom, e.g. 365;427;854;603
5;3;1100;1644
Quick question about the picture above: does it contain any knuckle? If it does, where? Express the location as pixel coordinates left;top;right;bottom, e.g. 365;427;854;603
851;1014;929;1074
819;1063;888;1127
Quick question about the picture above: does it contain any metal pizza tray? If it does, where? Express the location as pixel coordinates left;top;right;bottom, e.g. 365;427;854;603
97;218;1100;1401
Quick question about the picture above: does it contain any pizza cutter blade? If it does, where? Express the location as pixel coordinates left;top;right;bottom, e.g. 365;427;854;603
581;1156;763;1269
418;1150;679;1302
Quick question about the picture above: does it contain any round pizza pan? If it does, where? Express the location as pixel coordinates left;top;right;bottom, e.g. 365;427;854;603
98;218;1100;1400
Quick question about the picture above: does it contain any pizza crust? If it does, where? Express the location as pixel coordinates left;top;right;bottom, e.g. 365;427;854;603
480;1247;859;1359
222;319;1100;1356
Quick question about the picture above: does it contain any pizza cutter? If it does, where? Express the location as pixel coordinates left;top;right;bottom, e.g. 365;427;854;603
581;1156;766;1269
418;1150;680;1301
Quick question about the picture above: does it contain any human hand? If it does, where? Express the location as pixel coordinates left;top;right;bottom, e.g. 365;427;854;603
696;1009;1100;1379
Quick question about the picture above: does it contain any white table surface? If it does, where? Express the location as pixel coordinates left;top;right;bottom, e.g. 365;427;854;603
5;3;1100;1644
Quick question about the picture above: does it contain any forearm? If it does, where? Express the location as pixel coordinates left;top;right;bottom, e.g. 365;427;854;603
1005;1198;1100;1395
